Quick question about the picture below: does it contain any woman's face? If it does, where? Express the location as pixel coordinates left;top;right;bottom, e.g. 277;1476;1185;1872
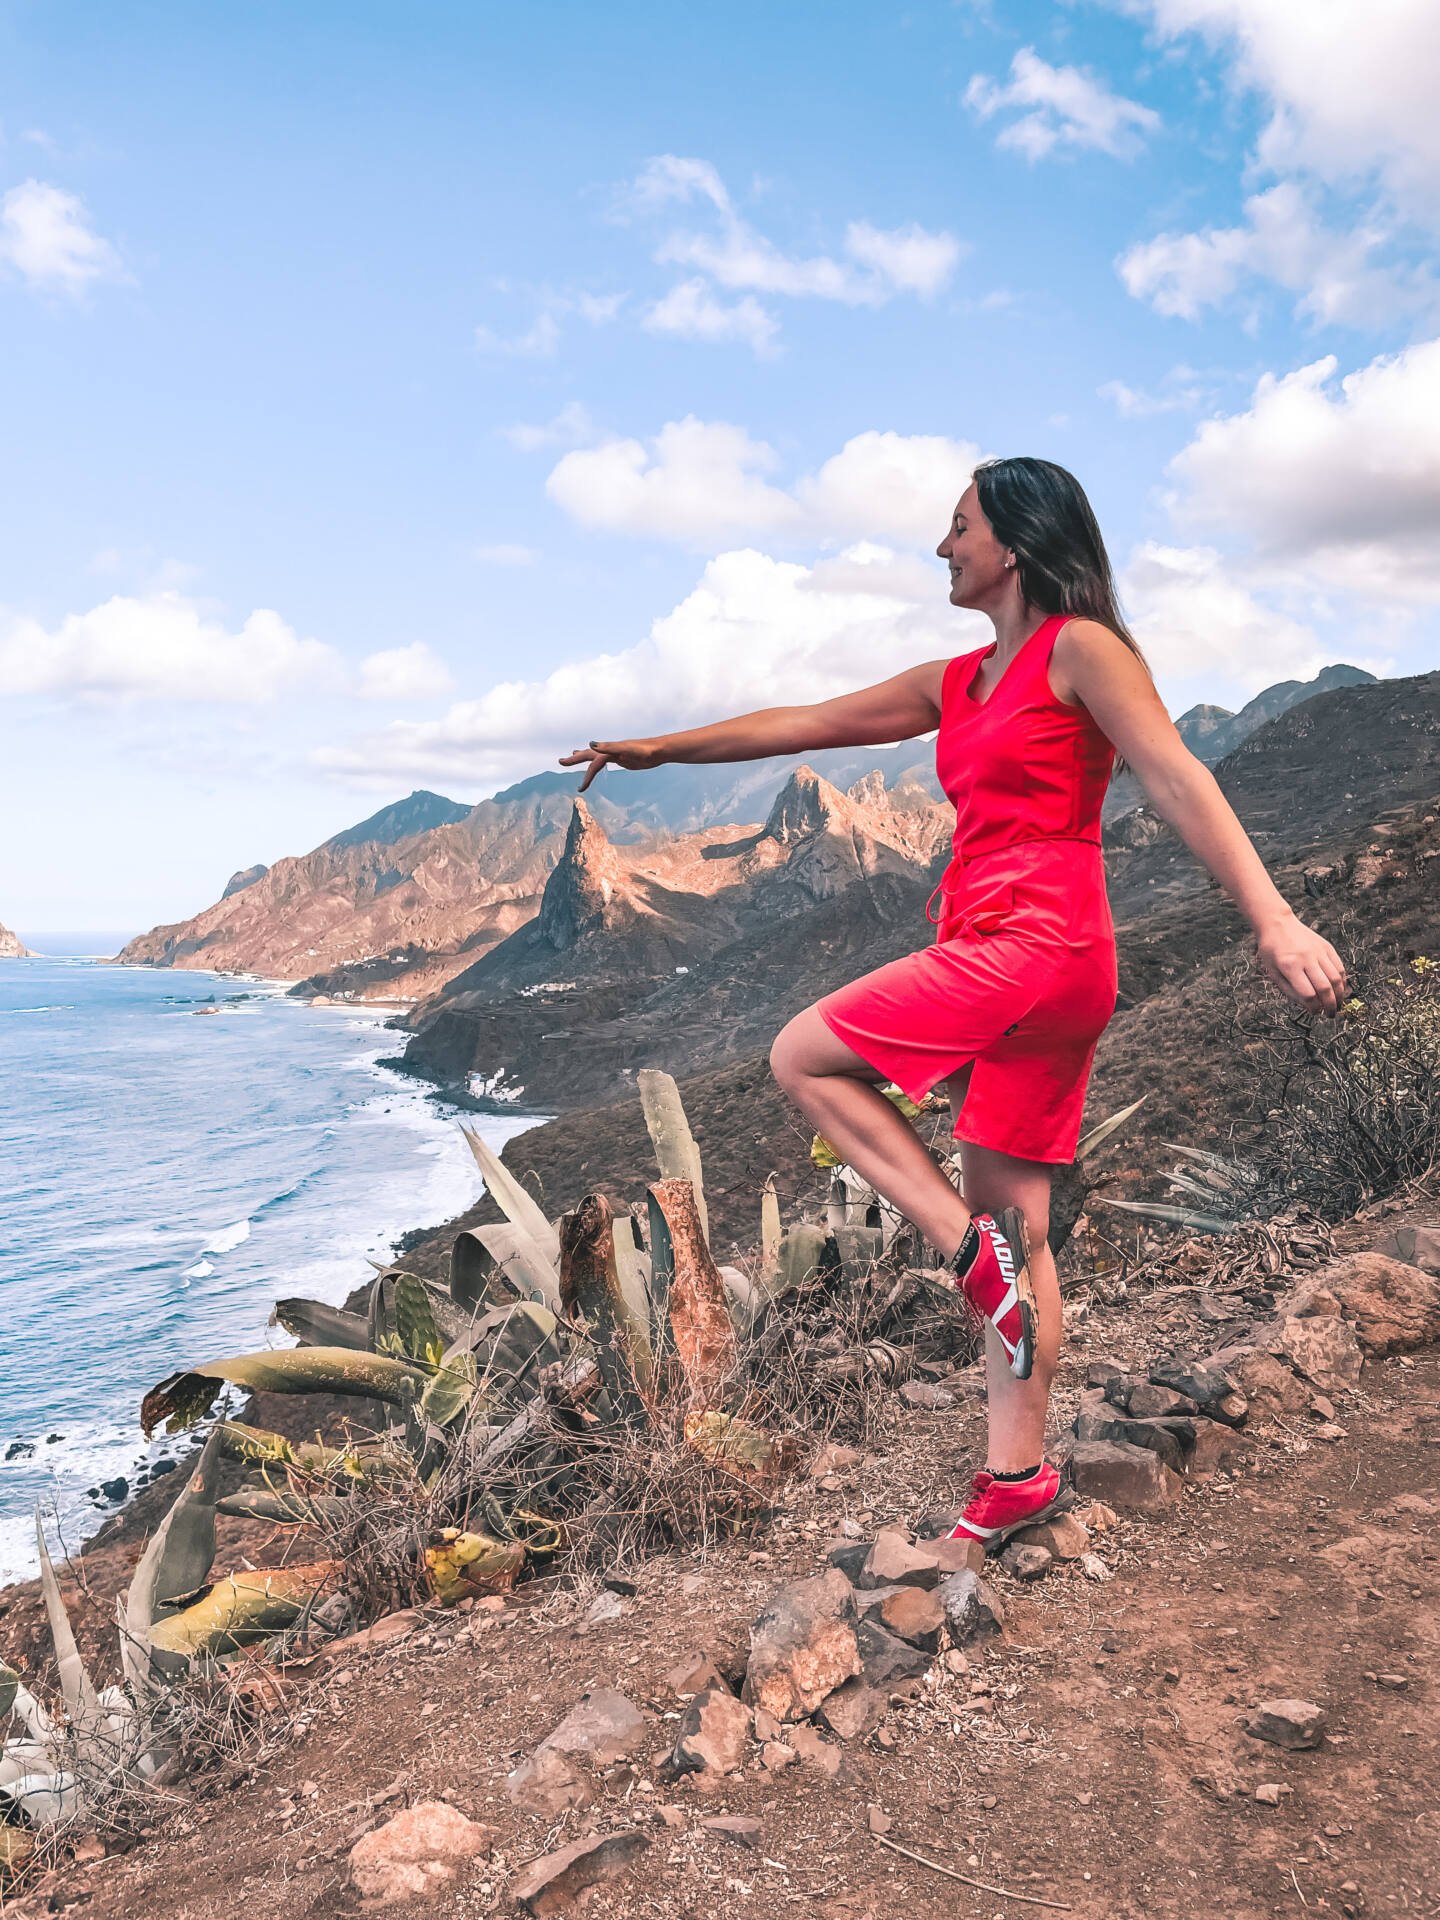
936;481;1012;610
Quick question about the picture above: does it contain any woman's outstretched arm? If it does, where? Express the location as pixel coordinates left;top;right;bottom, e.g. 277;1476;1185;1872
1053;619;1349;1016
559;659;945;793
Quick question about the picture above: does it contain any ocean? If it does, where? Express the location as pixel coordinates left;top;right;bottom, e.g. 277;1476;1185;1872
0;945;536;1585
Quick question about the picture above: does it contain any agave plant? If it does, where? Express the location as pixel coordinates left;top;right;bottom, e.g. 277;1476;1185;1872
1;1429;228;1834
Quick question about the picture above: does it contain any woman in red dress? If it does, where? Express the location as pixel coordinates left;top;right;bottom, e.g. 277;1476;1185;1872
562;456;1346;1547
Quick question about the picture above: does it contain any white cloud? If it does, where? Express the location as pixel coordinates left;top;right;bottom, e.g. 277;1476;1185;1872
357;642;454;702
795;431;985;547
317;543;976;788
546;418;800;545
1164;338;1440;601
544;419;984;550
0;592;337;701
1118;180;1434;326
641;278;779;356
472;542;539;566
1118;0;1440;225
1121;539;1326;691
500;402;597;453
622;155;962;339
1099;368;1209;416
474;311;560;357
0;179;125;294
964;47;1160;161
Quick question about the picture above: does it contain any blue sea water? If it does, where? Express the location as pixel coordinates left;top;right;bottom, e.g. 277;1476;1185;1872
0;948;535;1584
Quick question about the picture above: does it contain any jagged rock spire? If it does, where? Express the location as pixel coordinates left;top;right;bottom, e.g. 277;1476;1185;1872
536;799;631;951
762;766;852;845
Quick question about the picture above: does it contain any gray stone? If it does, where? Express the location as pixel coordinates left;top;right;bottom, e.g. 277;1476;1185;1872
857;1528;942;1591
661;1687;753;1780
824;1540;871;1584
1244;1699;1326;1751
1148;1358;1244;1419
1067;1438;1184;1514
1373;1224;1440;1277
511;1829;650;1916
742;1568;863;1723
854;1616;931;1688
1264;1312;1364;1393
1286;1253;1440;1356
507;1689;647;1817
937;1569;1006;1644
1127;1381;1200;1419
815;1677;884;1741
999;1543;1053;1581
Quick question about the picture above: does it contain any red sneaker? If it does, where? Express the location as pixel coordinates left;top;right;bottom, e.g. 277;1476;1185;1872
946;1463;1064;1549
950;1207;1036;1380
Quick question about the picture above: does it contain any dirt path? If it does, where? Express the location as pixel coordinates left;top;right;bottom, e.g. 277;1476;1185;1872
14;1331;1434;1920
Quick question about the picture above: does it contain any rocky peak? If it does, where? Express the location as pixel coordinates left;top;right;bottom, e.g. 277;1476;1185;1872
846;770;888;809
222;863;270;900
762;766;852;846
0;918;33;959
536;799;634;951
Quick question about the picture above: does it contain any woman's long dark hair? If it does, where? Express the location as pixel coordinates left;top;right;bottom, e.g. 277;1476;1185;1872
973;455;1147;671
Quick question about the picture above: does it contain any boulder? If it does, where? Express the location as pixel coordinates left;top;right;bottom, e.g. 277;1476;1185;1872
511;1830;650;1916
857;1528;942;1591
508;1690;647;1816
742;1569;863;1722
815;1677;884;1742
937;1569;1006;1644
1010;1511;1089;1560
1264;1313;1363;1392
874;1585;945;1652
1212;1345;1310;1420
854;1617;931;1689
1147;1359;1245;1422
348;1801;491;1905
909;1533;986;1577
1127;1381;1200;1420
1287;1253;1440;1356
1188;1421;1258;1478
662;1687;753;1781
1067;1438;1184;1514
824;1541;871;1584
1075;1411;1193;1475
1244;1699;1326;1751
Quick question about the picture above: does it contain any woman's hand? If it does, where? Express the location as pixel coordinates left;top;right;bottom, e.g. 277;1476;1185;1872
1255;910;1349;1016
558;737;668;794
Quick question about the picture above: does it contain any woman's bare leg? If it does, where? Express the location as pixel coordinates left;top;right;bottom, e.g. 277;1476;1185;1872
769;1006;973;1256
954;1135;1060;1471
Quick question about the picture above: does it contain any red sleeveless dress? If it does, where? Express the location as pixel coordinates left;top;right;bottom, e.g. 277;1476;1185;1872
814;613;1118;1163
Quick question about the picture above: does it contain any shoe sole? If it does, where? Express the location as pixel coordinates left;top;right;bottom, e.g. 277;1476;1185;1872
949;1486;1077;1553
995;1203;1037;1382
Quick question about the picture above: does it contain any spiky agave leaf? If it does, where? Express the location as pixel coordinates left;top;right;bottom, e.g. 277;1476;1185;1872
637;1069;710;1244
0;1663;17;1720
1091;1194;1238;1235
145;1561;343;1659
120;1426;225;1695
0;1740;51;1791
269;1298;373;1350
141;1348;427;1438
459;1126;560;1266
1075;1094;1148;1163
475;1301;569;1407
760;1175;782;1282
560;1193;653;1414
451;1222;561;1314
1;1769;80;1827
34;1514;99;1724
214;1489;354;1526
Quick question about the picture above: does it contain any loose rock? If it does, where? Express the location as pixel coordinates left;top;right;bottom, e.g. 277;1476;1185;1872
876;1585;946;1652
347;1801;491;1906
937;1569;1006;1643
1010;1511;1089;1560
854;1617;931;1688
1287;1253;1440;1356
1244;1699;1326;1751
789;1722;841;1776
816;1677;884;1742
1068;1438;1184;1513
511;1830;650;1917
1264;1312;1363;1393
899;1380;956;1410
703;1815;762;1848
661;1687;753;1781
742;1568;863;1722
999;1543;1053;1581
857;1528;942;1591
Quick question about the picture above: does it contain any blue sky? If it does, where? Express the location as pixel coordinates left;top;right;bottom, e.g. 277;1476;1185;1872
2;0;1438;928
